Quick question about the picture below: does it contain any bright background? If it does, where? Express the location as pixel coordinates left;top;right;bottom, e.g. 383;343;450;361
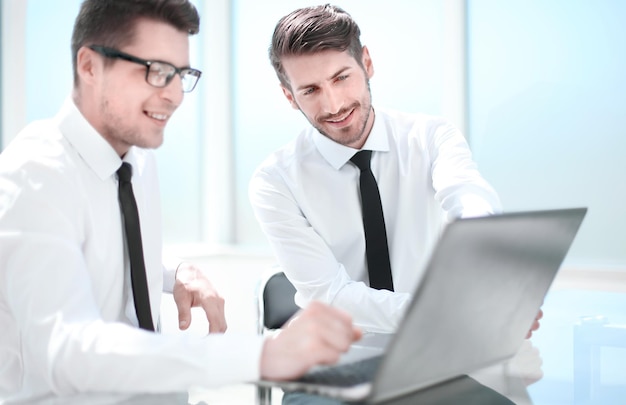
2;0;624;269
2;2;625;403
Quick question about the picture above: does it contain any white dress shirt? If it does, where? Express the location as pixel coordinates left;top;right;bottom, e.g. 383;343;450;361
249;108;502;333
0;99;263;401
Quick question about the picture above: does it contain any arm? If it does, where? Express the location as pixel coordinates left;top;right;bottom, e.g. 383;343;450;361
260;302;362;380
427;119;502;220
426;120;548;337
0;168;255;395
0;203;357;395
249;168;410;333
0;232;261;394
163;254;227;334
172;262;227;333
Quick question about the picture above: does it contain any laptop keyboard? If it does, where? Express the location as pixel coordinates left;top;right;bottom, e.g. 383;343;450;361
296;355;383;387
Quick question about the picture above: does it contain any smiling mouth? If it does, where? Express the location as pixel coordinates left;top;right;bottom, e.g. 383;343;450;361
325;108;354;124
146;111;169;121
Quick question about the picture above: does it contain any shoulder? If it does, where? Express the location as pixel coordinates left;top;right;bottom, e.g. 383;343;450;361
378;108;455;134
377;108;463;152
0;119;73;180
251;127;317;178
0;120;86;225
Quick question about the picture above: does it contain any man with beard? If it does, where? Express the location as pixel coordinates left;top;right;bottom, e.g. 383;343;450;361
0;1;360;401
250;4;542;336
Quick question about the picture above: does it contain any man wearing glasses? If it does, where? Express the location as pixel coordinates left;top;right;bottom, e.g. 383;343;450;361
0;0;359;401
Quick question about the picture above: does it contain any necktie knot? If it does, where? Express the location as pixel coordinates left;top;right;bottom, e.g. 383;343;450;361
117;162;132;183
350;150;372;172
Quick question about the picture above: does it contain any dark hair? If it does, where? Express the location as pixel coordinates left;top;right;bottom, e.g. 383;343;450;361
269;4;363;89
71;0;200;84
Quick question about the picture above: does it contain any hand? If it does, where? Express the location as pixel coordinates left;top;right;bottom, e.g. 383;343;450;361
509;340;544;386
172;262;227;334
526;308;543;339
260;301;362;380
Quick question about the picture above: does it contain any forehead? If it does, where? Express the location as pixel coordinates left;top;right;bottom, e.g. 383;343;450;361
123;18;190;66
281;50;360;86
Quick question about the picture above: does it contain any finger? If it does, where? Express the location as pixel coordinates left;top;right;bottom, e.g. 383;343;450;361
175;292;193;330
324;320;358;351
261;304;359;379
352;326;363;341
526;319;540;338
313;344;345;366
531;319;540;331
315;326;362;365
304;303;358;351
302;330;347;367
204;297;227;334
306;301;354;327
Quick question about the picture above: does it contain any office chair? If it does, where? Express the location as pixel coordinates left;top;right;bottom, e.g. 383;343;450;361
256;267;300;405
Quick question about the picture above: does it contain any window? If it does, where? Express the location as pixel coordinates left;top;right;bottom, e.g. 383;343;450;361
4;1;621;270
231;0;447;249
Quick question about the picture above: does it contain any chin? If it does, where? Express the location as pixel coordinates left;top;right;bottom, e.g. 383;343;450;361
149;140;165;150
139;137;165;150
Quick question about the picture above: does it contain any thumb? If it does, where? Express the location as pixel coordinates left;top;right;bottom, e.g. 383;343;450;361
176;293;193;330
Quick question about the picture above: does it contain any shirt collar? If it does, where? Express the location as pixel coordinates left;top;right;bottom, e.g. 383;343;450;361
313;109;389;170
56;97;137;180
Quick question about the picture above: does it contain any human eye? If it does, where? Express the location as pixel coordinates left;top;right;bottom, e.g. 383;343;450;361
333;71;351;84
302;87;317;96
148;62;175;86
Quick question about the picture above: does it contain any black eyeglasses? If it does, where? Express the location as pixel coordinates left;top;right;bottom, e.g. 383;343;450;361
88;45;201;93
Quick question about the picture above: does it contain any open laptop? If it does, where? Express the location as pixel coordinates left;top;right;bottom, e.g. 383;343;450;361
254;207;587;403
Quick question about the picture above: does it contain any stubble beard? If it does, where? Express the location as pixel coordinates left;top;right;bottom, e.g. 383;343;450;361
100;98;164;153
304;81;374;148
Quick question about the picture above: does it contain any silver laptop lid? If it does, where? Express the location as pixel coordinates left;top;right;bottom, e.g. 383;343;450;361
370;207;587;402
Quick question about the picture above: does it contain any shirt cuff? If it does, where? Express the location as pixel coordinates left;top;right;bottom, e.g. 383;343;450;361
199;333;266;386
162;255;183;293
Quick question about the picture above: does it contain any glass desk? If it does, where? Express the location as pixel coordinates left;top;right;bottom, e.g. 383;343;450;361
278;288;626;404
9;288;625;405
523;288;626;404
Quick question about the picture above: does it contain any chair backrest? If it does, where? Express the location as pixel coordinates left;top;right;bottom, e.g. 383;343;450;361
256;271;299;405
259;271;300;332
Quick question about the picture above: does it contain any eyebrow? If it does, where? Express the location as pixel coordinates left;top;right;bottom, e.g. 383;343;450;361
294;66;353;92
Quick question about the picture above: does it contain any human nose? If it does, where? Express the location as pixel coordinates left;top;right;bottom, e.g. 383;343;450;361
320;87;343;115
158;74;185;106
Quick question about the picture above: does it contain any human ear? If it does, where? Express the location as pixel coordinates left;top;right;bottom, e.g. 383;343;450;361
361;46;374;79
281;85;300;110
75;47;100;86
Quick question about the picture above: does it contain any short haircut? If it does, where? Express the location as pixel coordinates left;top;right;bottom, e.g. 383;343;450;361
71;0;200;84
269;4;364;89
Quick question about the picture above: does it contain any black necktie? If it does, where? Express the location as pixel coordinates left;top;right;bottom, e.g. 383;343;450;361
350;150;394;291
117;162;154;331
